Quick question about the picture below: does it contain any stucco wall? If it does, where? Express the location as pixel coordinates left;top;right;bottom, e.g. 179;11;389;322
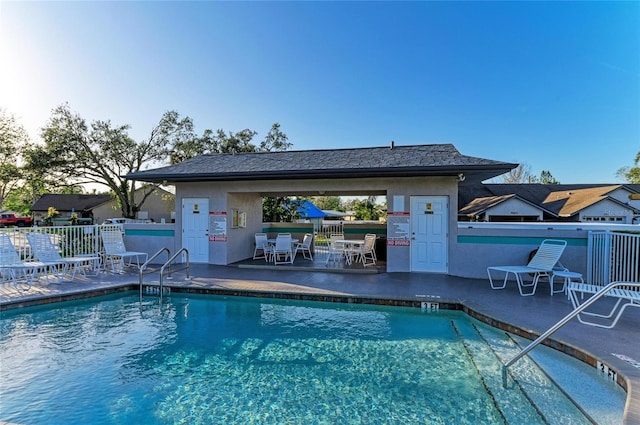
385;177;458;272
173;176;459;271
122;223;177;263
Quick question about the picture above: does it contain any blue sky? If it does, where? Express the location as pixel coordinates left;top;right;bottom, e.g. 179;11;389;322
1;1;638;184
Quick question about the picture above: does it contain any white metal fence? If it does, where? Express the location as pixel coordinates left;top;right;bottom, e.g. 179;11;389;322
587;231;640;286
314;222;344;254
1;224;122;266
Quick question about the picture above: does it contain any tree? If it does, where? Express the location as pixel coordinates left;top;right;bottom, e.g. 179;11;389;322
311;196;343;211
539;170;559;184
37;104;196;218
0;108;28;208
259;123;292;152
170;122;291;164
501;163;536;183
500;164;559;184
262;197;303;222
617;151;640;183
348;196;383;221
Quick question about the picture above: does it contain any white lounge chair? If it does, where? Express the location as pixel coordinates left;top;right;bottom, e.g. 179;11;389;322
487;239;567;296
100;229;148;272
0;234;43;290
568;281;640;328
294;233;314;260
26;232;100;281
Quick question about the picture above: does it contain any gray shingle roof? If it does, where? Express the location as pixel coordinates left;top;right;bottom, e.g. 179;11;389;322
459;183;640;219
126;143;517;183
31;194;113;212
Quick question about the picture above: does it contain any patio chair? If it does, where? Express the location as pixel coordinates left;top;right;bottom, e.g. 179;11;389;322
253;233;273;262
325;233;346;265
568;281;640;329
100;229;148;272
0;233;43;290
294;233;314;260
487;239;567;296
26;232;100;281
273;234;294;265
345;233;377;267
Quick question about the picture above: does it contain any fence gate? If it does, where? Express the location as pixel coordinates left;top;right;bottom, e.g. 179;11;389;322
588;231;640;286
314;222;344;255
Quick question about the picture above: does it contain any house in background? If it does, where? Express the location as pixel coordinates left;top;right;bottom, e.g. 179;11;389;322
31;194;113;225
459;183;640;223
31;187;175;225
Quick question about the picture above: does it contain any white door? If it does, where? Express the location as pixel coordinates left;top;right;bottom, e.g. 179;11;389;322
410;196;448;273
182;198;209;263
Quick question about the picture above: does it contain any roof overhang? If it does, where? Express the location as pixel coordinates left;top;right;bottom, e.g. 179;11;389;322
128;164;515;184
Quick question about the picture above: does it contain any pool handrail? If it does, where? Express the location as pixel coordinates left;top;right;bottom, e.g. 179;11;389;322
502;281;640;387
159;248;190;303
138;248;171;299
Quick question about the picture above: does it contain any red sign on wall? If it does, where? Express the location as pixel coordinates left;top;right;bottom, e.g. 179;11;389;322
387;239;410;246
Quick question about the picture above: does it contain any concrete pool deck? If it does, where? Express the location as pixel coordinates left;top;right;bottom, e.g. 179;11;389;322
1;264;638;424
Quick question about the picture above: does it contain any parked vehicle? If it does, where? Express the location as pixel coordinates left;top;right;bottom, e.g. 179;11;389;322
0;213;34;227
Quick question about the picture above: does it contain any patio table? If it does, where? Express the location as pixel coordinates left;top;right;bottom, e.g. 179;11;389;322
332;240;365;265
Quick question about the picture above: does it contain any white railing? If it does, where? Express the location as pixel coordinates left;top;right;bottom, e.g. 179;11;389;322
314;222;344;253
588;231;640;289
1;224;123;264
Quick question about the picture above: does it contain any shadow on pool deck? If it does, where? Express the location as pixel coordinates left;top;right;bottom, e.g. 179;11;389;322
1;264;638;424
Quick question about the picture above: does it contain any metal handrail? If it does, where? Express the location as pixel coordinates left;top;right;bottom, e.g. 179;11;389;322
139;248;171;299
159;248;190;303
502;281;640;386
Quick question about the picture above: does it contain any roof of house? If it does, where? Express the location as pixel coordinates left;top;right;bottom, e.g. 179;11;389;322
126;143;517;183
31;194;113;212
459;183;640;218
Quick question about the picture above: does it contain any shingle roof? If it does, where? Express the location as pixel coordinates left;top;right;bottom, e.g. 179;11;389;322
459;184;640;218
126;144;517;183
31;194;113;212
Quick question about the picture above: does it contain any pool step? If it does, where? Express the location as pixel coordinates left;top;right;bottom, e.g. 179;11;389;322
452;319;547;425
468;320;594;425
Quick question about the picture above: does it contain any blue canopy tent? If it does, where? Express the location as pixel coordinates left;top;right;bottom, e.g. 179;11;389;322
296;201;327;232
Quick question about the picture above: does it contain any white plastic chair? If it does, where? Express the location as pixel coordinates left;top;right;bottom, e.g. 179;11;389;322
294;233;314;260
273;234;294;265
346;233;377;267
487;239;567;296
100;229;148;272
253;233;272;262
325;233;346;265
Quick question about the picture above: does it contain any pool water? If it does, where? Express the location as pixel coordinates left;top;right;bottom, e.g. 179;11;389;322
0;293;618;424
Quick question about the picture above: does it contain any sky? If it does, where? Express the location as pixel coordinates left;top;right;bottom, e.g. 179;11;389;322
1;1;638;184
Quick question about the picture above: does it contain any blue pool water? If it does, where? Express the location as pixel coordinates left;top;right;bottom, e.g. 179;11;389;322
0;293;621;424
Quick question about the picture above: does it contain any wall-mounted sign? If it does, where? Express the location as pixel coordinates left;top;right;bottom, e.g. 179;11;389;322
387;212;410;245
209;211;227;242
387;239;410;246
193;204;200;214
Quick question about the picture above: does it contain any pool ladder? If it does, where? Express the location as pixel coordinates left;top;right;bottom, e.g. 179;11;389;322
502;281;638;387
139;248;191;303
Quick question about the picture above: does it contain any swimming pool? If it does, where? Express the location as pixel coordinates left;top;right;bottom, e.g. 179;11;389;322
0;293;624;424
